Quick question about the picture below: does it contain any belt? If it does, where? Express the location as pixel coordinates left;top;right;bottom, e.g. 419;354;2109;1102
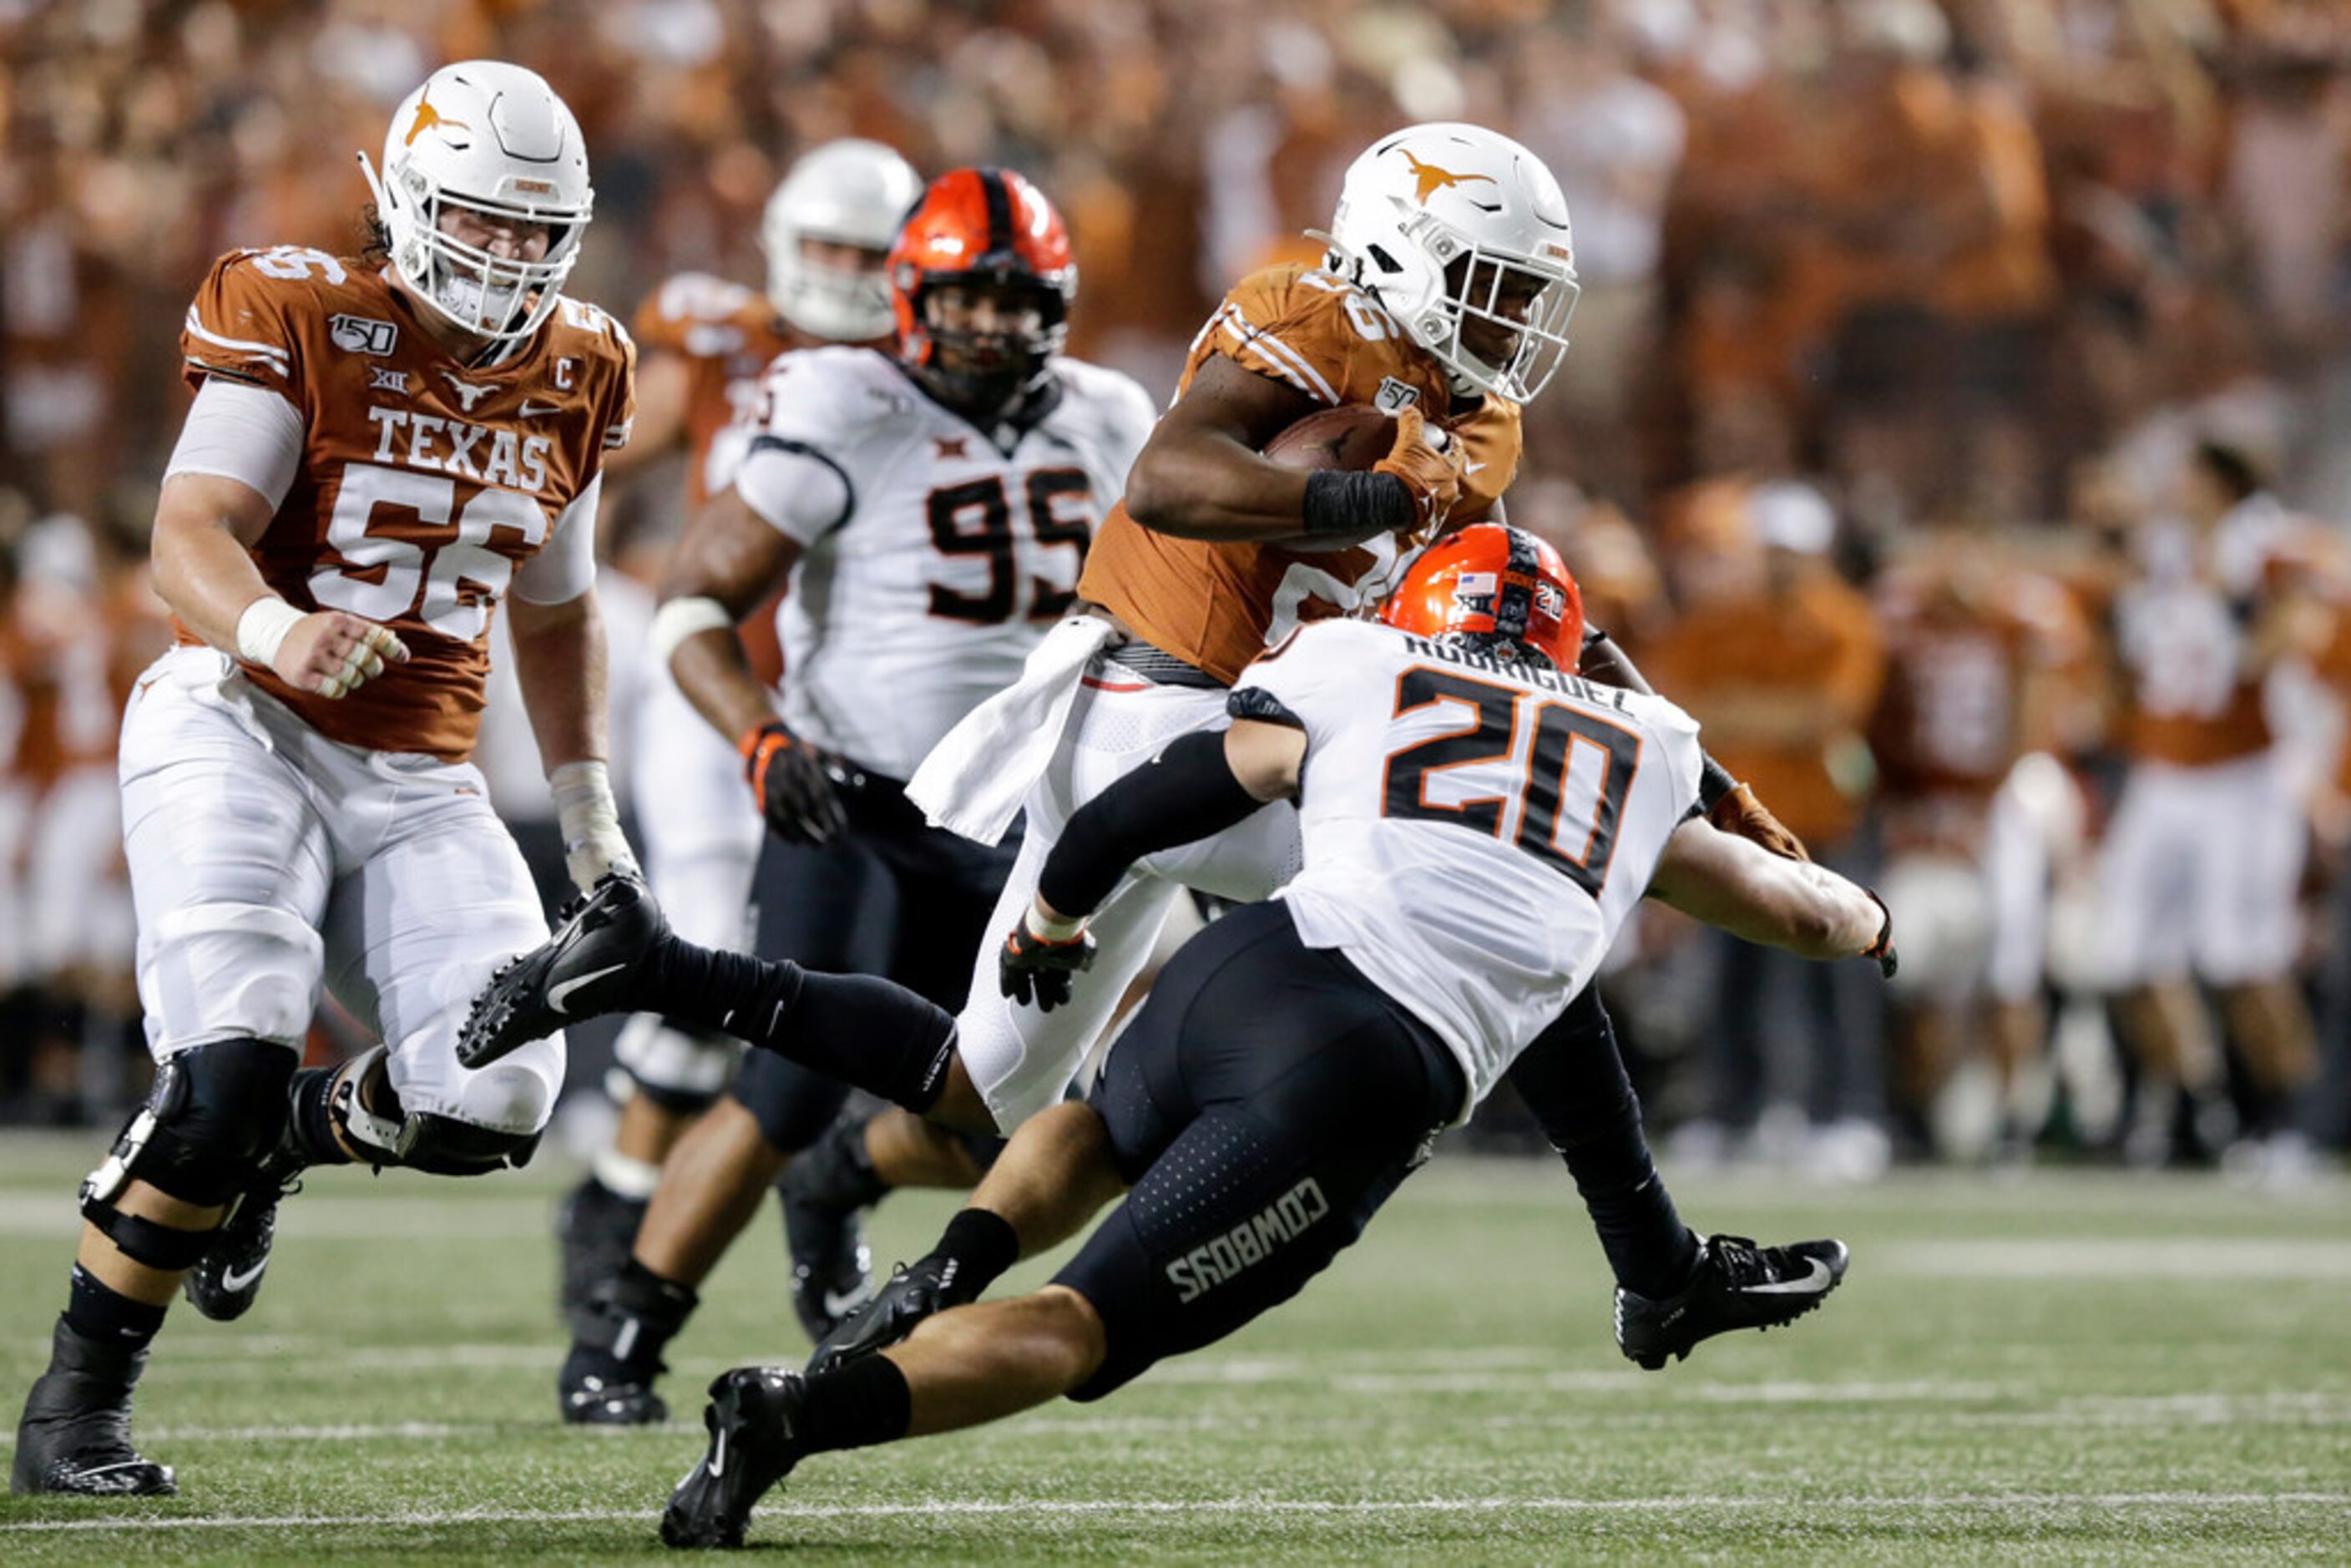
1102;640;1226;690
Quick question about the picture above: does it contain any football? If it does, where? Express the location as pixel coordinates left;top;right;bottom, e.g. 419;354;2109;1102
1261;404;1401;550
1261;403;1398;472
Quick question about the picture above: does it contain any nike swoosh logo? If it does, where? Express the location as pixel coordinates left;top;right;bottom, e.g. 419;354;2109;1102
548;964;626;1015
519;399;562;417
1465;461;1488;474
1742;1257;1835;1296
220;1257;269;1294
707;1425;728;1479
822;1286;873;1320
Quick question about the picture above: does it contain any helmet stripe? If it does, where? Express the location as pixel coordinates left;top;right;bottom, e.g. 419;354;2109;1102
977;167;1016;264
1492;529;1541;642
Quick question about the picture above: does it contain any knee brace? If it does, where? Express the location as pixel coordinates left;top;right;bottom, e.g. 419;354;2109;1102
326;1044;543;1176
80;1038;295;1269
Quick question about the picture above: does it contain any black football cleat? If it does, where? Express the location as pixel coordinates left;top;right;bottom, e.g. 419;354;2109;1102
559;1346;669;1427
459;873;668;1069
556;1175;650;1322
1615;1234;1849;1370
12;1320;175;1496
804;1252;965;1377
776;1165;875;1345
560;1267;696;1427
660;1368;811;1549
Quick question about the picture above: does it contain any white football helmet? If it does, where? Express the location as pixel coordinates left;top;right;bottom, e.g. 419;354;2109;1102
761;139;923;342
359;61;593;344
1317;123;1579;404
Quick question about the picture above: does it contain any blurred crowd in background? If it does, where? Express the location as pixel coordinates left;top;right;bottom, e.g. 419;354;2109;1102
7;0;2351;1178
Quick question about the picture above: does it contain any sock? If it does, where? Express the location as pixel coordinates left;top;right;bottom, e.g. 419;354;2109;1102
63;1265;167;1353
796;1353;912;1454
1550;1103;1698;1298
784;1115;890;1214
642;939;958;1114
591;1148;662;1201
584;1258;698;1372
287;1065;356;1167
931;1208;1020;1303
1510;998;1700;1299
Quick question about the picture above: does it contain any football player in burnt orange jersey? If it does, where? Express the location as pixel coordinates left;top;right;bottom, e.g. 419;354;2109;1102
556;139;923;1335
2100;443;2323;1164
12;62;643;1498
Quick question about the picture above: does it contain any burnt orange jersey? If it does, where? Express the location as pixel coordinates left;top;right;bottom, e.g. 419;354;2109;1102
630;274;806;507
1873;569;2086;801
1079;263;1523;685
179;245;634;761
2109;511;2292;767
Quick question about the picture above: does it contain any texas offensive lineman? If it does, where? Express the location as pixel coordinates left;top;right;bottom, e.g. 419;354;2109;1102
469;124;1863;1382
12;63;639;1496
552;168;1155;1423
557;139;923;1322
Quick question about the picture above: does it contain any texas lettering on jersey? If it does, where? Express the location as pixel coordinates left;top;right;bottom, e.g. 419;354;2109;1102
1079;263;1525;685
178;245;635;760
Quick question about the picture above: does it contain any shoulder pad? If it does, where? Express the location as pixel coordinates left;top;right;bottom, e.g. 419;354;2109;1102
181;246;364;398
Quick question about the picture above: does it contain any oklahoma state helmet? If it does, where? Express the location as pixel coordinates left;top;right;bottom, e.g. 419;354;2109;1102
1380;524;1585;670
888;166;1075;394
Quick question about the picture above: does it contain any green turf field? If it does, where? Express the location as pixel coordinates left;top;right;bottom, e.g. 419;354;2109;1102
0;1131;2344;1564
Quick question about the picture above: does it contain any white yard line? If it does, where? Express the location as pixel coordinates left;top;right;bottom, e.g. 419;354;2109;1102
1876;1239;2351;1280
5;1493;2349;1533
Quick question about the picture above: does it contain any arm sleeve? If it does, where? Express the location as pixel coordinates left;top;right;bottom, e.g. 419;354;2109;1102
510;473;603;604
1037;731;1271;919
734;436;853;545
162;377;305;512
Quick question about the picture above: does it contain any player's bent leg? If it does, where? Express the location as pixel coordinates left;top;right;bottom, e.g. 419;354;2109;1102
805;1102;1115;1375
664;1287;1106;1549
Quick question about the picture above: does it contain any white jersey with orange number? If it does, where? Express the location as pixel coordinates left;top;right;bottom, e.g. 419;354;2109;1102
1234;620;1702;1115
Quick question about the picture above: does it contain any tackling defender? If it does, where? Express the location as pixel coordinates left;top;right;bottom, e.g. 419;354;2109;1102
554;168;1155;1424
13;63;639;1497
472;529;1888;1548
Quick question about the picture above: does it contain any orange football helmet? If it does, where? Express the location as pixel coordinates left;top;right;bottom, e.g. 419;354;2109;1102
1380;524;1585;670
888;166;1075;410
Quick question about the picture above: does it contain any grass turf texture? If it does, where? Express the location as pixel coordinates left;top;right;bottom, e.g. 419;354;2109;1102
1;1132;2345;1563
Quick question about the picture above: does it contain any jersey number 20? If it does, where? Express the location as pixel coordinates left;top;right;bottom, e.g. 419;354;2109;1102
1380;667;1642;898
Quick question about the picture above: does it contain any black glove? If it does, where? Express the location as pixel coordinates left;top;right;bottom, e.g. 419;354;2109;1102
739;721;847;845
1863;889;1898;980
999;913;1097;1012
